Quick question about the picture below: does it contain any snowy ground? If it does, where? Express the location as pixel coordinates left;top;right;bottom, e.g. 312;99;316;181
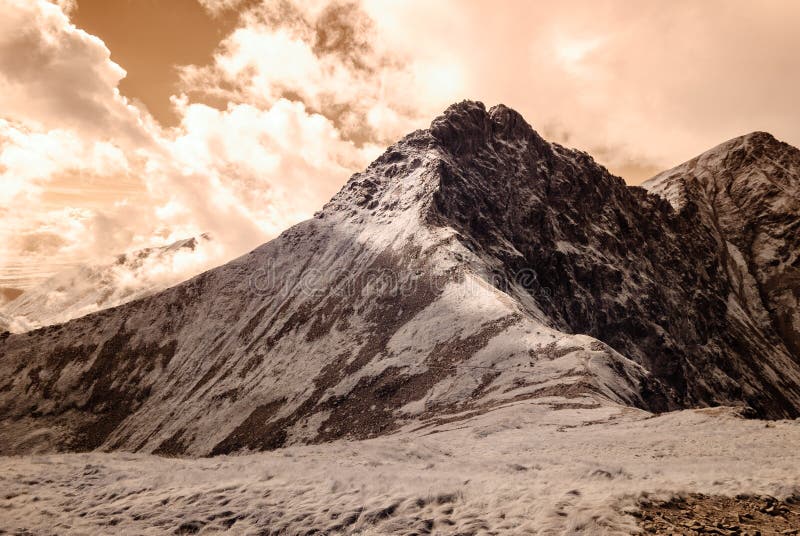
1;402;799;535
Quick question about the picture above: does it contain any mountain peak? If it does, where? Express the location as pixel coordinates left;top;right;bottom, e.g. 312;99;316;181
738;130;778;143
323;101;550;217
643;130;799;209
429;100;543;157
691;130;790;163
4;103;800;458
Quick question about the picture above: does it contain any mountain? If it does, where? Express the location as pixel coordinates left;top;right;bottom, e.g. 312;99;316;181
643;132;800;361
1;101;799;457
0;235;213;332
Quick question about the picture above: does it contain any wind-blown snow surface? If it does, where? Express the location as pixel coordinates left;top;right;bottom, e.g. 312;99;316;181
0;235;215;332
2;405;799;535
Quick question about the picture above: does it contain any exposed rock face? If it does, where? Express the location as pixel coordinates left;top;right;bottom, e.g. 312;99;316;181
429;103;800;418
644;132;800;363
0;101;798;456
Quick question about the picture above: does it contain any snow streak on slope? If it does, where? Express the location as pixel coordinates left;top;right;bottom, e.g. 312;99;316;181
1;405;799;535
0;235;215;332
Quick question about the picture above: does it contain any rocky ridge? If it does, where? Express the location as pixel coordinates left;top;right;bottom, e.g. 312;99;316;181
0;101;799;456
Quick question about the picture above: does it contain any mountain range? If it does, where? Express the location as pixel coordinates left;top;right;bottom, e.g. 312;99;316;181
0;101;798;457
0;234;212;333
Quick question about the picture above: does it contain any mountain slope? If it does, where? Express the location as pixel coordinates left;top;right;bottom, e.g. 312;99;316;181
1;101;799;456
423;104;800;417
0;235;213;332
644;132;800;361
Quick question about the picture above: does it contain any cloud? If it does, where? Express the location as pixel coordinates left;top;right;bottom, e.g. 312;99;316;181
0;0;150;144
196;0;252;17
2;234;228;330
359;0;800;178
149;97;380;251
180;0;448;146
0;0;385;290
48;0;75;15
3;0;800;295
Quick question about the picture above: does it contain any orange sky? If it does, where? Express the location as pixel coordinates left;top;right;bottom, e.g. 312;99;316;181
71;0;242;126
1;0;799;290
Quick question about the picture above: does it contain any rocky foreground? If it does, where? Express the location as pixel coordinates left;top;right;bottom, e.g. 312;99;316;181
638;494;800;535
1;404;799;535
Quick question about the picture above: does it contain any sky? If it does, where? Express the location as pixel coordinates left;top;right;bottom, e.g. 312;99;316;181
1;0;799;290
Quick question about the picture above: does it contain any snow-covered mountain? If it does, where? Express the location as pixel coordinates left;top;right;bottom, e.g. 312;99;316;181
643;132;800;364
1;101;799;456
0;235;214;332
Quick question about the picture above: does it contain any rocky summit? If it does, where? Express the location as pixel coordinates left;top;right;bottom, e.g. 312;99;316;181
1;101;799;456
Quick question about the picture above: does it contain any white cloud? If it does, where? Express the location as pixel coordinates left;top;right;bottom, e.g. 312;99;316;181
181;1;445;145
0;0;386;291
142;97;377;253
195;0;248;17
0;0;150;144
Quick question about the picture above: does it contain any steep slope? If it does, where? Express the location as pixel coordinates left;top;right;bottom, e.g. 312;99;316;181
0;235;213;331
426;106;800;418
644;132;800;361
0;101;799;457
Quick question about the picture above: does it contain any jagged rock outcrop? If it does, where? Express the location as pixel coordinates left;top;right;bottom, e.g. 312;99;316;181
0;101;798;456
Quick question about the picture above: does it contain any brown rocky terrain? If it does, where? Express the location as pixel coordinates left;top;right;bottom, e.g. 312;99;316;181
637;493;800;535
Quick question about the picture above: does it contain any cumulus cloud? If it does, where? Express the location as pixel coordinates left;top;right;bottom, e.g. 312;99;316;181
196;0;252;17
0;0;150;143
0;120;123;206
0;0;155;288
179;0;452;146
149;97;379;251
0;0;383;292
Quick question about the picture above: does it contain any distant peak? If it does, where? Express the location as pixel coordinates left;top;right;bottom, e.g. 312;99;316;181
736;131;779;144
643;129;799;210
706;131;786;158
